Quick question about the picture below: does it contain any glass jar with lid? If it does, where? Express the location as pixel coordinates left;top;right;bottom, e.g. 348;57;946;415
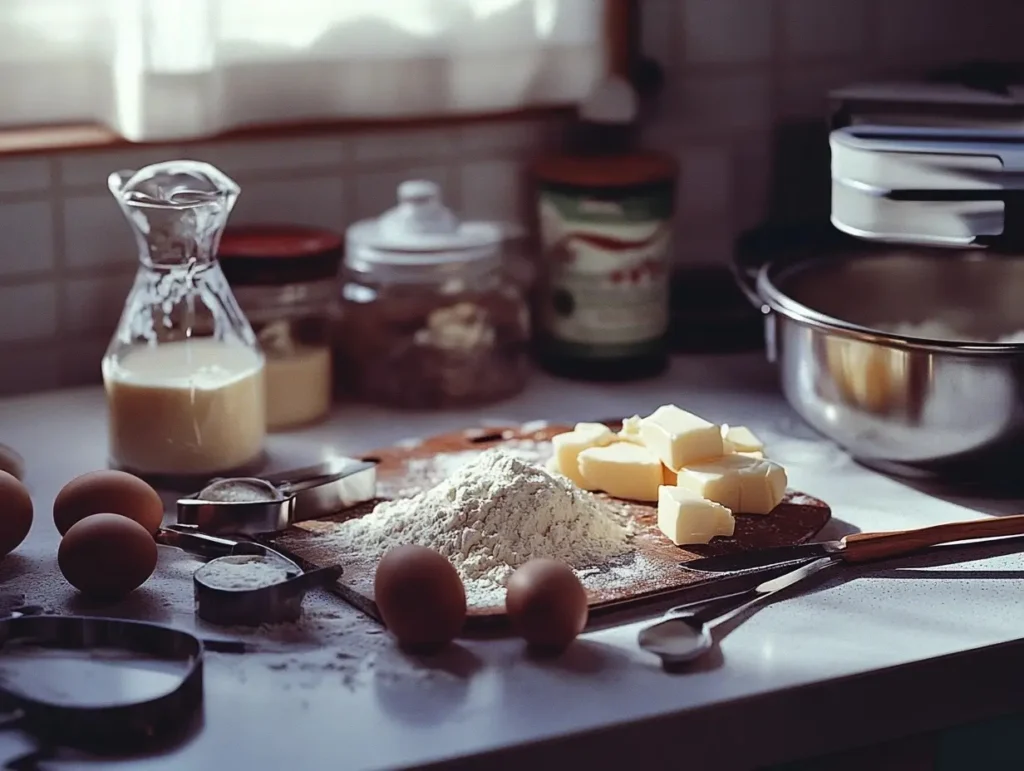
218;225;341;430
338;180;531;409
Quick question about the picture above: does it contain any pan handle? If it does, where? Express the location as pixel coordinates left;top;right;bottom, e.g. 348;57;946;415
731;228;770;311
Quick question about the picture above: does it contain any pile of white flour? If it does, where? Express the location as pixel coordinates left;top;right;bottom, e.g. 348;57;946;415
332;449;631;595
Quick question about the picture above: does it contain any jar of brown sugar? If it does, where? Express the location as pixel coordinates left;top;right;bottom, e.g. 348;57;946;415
218;225;341;430
339;180;530;409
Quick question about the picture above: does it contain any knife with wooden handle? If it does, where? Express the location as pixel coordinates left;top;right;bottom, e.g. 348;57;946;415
682;512;1024;573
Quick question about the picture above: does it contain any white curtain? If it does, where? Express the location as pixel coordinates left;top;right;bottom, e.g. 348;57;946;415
0;0;604;142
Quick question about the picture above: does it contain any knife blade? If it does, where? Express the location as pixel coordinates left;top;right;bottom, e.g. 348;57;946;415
682;542;843;573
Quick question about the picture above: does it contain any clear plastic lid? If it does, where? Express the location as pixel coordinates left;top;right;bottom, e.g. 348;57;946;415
346;181;503;273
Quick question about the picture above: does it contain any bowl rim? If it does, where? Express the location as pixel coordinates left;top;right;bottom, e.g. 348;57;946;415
756;251;1024;356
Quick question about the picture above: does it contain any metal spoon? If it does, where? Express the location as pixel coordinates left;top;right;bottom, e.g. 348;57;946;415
638;557;836;666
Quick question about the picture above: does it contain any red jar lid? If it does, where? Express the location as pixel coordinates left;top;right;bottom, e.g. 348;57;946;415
218;225;343;285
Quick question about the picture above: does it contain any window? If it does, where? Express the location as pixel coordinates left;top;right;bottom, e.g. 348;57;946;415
0;0;605;142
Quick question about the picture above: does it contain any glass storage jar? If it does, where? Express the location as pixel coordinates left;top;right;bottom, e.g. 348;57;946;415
339;180;530;409
218;225;341;430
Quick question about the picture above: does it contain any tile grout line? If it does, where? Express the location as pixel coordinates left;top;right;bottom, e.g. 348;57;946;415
49;155;70;351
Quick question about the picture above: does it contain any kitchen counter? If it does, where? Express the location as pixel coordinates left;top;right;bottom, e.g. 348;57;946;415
1;354;1023;770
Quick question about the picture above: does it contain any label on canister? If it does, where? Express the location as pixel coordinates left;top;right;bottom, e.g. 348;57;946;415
536;176;674;358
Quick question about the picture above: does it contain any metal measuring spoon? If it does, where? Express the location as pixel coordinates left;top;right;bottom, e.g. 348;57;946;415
638;557;836;666
194;554;343;627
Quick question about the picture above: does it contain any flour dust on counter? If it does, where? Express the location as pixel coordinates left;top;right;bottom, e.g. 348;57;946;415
39;543;458;691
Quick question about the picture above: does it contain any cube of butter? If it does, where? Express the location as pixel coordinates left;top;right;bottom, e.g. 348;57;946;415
674;454;748;511
721;424;764;454
639;405;723;470
739;459;788;515
675;454;788;515
658;486;735;546
577;442;663;502
550;422;615;487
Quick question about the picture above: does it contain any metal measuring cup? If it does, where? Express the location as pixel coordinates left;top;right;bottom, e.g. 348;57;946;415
175;457;376;536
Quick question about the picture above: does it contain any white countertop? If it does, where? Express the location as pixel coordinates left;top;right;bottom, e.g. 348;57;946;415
1;354;1023;770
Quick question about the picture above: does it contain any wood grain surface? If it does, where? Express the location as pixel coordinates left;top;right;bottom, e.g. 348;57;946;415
266;422;831;629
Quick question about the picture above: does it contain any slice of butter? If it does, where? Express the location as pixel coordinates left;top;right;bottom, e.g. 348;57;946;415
675;454;788;515
577;442;663;502
550;422;616;486
657;486;735;546
639;405;723;470
721;424;764;454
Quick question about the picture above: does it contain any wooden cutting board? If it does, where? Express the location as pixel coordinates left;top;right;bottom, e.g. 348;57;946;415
265;422;831;628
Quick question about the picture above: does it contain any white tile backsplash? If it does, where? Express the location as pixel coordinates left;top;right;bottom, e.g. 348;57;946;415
62;195;136;270
354;128;457;165
0;282;58;342
877;0;967;59
0;158;52;194
782;0;868;59
0;0;1021;395
732;141;774;231
778;62;874;120
676;73;774;133
0;201;56;277
0;343;61;395
229;175;347;230
189;137;349;178
672;220;736;267
63;272;135;337
60;335;108;387
679;145;732;219
459;159;525;222
639;0;678;70
457;120;556;158
58;146;185;190
682;0;774;65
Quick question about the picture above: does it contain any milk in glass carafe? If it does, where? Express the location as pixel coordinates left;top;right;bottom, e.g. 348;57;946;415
102;161;266;483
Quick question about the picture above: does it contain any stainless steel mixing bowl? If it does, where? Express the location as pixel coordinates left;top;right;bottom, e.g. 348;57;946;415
735;226;1024;479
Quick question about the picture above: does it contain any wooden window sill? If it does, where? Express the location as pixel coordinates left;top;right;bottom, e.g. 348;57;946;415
0;106;574;159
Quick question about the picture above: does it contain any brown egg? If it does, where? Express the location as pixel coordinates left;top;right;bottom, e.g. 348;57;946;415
58;513;158;599
53;470;163;536
506;559;588;651
374;545;467;652
0;470;32;557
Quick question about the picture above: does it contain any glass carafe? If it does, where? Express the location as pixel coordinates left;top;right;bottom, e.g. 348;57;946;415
102;161;266;485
